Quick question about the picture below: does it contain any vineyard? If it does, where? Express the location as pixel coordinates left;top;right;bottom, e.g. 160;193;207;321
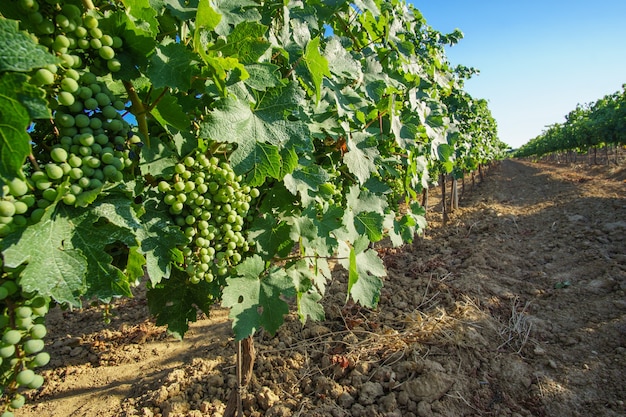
0;0;624;416
16;159;626;416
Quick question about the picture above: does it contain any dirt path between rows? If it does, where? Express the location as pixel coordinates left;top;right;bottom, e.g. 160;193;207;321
19;158;626;417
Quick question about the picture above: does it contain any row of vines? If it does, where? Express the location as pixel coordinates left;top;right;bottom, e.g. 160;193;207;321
515;84;626;162
0;0;505;414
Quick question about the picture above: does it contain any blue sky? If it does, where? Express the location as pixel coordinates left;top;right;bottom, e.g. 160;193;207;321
411;1;626;149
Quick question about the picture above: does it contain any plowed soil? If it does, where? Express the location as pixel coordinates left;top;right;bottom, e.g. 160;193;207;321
19;158;626;417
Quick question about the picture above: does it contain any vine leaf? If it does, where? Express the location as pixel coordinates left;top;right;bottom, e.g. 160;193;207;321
147;269;218;340
303;37;331;104
0;73;37;182
147;39;200;90
1;204;88;306
341;244;386;308
199;88;309;183
0;19;59;72
343;132;380;184
222;255;292;340
136;199;188;286
247;214;293;261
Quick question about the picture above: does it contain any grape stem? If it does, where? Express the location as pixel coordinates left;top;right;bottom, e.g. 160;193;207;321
82;0;95;10
123;81;151;147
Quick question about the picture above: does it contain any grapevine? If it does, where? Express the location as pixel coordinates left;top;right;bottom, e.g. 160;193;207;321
0;0;506;412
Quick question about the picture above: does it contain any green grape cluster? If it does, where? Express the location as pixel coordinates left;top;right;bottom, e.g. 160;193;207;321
157;154;258;284
0;262;50;416
0;179;33;239
18;0;122;77
0;0;139;237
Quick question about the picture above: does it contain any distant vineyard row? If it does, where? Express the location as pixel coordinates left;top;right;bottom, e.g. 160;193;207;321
515;85;626;159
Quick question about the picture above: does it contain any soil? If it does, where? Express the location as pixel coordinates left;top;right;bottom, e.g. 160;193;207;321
18;158;626;417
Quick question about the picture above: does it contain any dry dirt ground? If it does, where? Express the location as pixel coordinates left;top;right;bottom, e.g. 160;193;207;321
19;158;626;417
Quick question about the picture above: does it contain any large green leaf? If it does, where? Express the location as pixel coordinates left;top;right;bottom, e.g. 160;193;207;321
1;204;88;306
147;39;200;90
136;199;188;285
0;73;35;182
303;37;331;104
147;268;218;339
0;19;59;72
343;132;380;184
199;86;310;183
222;255;292;340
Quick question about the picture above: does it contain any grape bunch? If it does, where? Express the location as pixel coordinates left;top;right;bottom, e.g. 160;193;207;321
0;0;139;237
0;261;50;417
17;0;122;76
157;154;258;284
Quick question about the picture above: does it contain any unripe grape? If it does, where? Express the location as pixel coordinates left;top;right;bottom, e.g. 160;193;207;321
57;91;75;106
62;193;76;205
2;281;18;296
89;38;102;50
0;287;8;301
56;113;75;128
51;147;68;163
15;306;32;319
2;329;21;345
29;374;45;389
99;45;115;60
84;97;98;110
32;351;50;367
89;27;103;39
62;4;81;19
7;178;28;197
0;343;15;358
83;15;98;29
10;394;25;410
75;114;90;128
45;163;64;180
23;339;45;354
61;77;79;93
0;201;15;217
107;58;122;72
94;92;111;107
16;369;35;386
32;68;55;85
29;323;47;339
74;25;88;38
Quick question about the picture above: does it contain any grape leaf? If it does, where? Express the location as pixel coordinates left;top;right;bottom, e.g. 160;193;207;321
343;132;380;184
283;161;330;205
303;37;331;104
147;39;199;90
1;204;88;306
0;73;34;182
151;92;190;131
222;255;292;340
199;87;310;183
214;21;270;64
324;37;361;79
212;0;262;36
136;199;188;285
68;197;140;300
298;290;325;324
244;63;282;91
340;242;385;308
354;211;384;242
147;269;218;339
234;140;282;186
0;19;59;72
247;214;293;260
122;0;160;36
139;138;179;178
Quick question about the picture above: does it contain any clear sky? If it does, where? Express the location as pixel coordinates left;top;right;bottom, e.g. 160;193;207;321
411;0;626;149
